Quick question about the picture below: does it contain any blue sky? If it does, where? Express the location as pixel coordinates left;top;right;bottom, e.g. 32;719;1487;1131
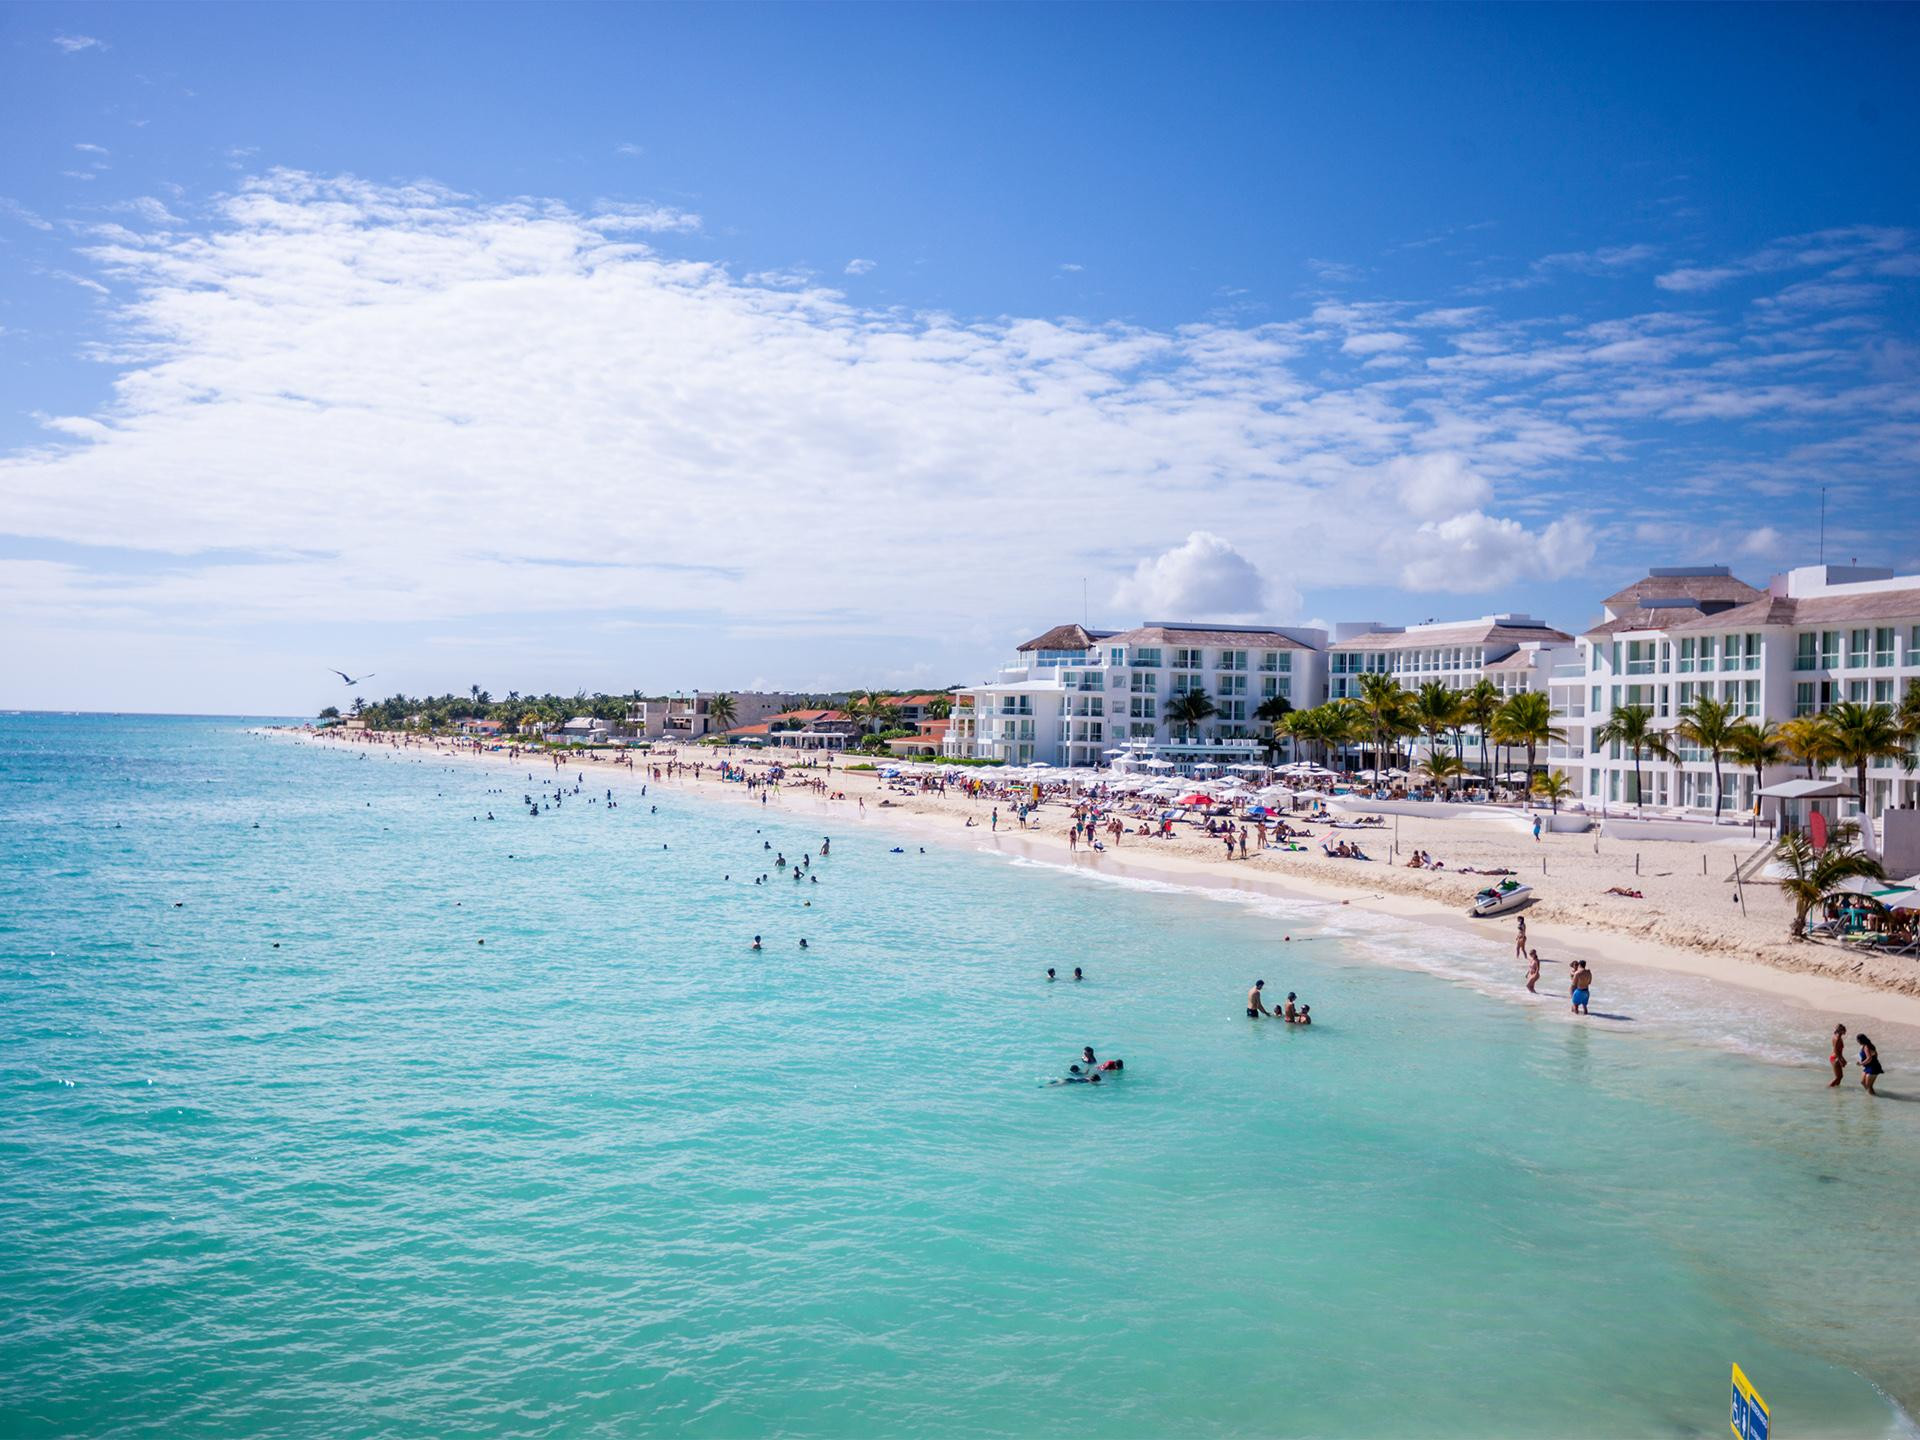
3;3;1919;713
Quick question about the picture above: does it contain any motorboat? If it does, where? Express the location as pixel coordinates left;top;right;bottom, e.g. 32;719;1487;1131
1468;880;1532;917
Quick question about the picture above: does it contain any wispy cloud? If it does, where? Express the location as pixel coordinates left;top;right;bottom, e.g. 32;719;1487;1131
614;142;645;158
51;33;104;53
843;258;876;276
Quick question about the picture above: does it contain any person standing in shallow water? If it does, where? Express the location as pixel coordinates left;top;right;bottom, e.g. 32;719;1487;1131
1514;916;1527;962
1829;1024;1848;1087
1525;948;1540;994
1858;1034;1883;1096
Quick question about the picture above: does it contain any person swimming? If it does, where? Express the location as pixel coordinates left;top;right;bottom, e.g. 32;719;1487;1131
1072;967;1083;981
751;935;762;951
1046;968;1057;981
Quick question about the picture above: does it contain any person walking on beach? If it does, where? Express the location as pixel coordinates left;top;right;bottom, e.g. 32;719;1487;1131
1858;1034;1883;1096
1514;916;1527;962
1829;1024;1849;1087
1532;814;1542;842
1570;961;1593;1016
1525;948;1541;994
1247;980;1270;1018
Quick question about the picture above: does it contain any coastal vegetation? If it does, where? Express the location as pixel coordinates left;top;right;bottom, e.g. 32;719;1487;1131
1772;821;1886;940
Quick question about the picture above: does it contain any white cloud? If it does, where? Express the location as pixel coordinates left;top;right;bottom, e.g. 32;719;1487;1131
1341;331;1412;356
1740;525;1783;557
74;142;110;156
0;198;54;231
6;169;1904;692
1393;513;1595;593
1656;265;1740;293
615;142;645;158
52;33;104;53
586;201;700;233
843;258;876;276
1388;452;1491;520
1112;531;1276;619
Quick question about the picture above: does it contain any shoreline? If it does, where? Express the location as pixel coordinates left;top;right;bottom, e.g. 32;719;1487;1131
280;728;1920;1033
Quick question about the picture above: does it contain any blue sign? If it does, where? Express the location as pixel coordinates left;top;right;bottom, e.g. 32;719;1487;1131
1731;1364;1769;1440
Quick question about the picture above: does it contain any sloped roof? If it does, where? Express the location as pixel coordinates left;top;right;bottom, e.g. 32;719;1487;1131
1333;620;1571;652
1483;651;1538;672
1017;624;1117;652
1584;602;1707;638
1108;624;1316;651
1672;587;1920;630
1601;571;1761;610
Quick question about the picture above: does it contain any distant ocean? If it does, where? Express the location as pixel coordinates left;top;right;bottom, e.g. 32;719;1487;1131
3;713;1916;1438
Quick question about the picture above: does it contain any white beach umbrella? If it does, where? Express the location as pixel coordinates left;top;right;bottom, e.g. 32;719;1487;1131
1829;876;1883;896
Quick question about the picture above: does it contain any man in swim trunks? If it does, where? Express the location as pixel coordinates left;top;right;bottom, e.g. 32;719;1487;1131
1247;980;1270;1018
1570;961;1592;1015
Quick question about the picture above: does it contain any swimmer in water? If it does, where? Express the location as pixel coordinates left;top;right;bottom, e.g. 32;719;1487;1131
1247;979;1270;1018
1046;968;1057;981
1073;967;1083;982
799;939;809;950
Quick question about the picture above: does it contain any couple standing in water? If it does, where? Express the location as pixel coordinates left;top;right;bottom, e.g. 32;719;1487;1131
1516;918;1592;1016
1829;1024;1885;1096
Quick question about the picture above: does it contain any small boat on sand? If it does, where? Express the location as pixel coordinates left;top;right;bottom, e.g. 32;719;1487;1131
1468;880;1532;917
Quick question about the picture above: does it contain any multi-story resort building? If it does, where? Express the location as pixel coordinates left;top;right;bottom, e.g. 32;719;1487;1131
943;621;1328;769
1570;564;1920;818
625;691;804;740
1325;615;1575;703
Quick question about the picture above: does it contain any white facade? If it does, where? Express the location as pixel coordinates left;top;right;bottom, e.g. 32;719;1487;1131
944;621;1328;769
1569;564;1920;819
626;690;804;739
1326;615;1574;701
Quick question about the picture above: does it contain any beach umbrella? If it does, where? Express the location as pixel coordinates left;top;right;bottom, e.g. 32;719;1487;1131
1884;893;1920;912
1179;793;1214;806
1829;876;1884;896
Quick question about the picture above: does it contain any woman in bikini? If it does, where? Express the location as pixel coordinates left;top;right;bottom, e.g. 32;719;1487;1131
1828;1023;1848;1088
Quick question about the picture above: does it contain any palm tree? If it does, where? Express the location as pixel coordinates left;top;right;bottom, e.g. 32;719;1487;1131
1460;679;1502;785
1772;821;1885;939
1592;702;1671;812
1674;695;1740;819
1823;700;1907;833
1411;681;1463;768
1494;691;1565;789
706;693;738;734
1726;720;1784;817
927;696;953;720
1419;751;1469;794
1531;769;1575;815
1254;693;1294;761
1166;688;1218;743
1779;714;1836;780
1354;673;1408;775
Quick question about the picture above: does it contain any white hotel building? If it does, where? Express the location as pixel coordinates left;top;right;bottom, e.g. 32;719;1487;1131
943;622;1328;769
1326;615;1575;702
1569;564;1920;818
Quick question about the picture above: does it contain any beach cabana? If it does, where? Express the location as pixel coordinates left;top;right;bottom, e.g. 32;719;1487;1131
1757;778;1857;840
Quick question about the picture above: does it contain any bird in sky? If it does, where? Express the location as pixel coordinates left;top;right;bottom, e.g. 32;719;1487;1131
331;670;376;686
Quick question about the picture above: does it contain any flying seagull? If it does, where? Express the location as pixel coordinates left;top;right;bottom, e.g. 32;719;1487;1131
331;670;376;686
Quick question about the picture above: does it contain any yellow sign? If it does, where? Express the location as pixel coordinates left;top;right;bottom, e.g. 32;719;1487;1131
1730;1364;1769;1440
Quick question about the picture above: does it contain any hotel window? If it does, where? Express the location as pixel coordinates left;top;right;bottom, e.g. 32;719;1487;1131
1849;629;1870;668
1131;672;1157;693
1129;722;1154;738
1133;648;1162;668
1875;628;1895;667
1676;682;1694;709
1695;636;1715;672
1874;680;1894;705
1108;648;1124;666
1821;631;1840;668
1129;697;1157;720
1677;638;1695;673
1220;649;1247;672
1720;636;1740;672
1743;680;1761;717
1216;675;1246;698
1795;633;1817;671
1795;682;1816;716
1172;648;1201;669
1275;651;1291;672
1743;633;1761;670
1848;680;1869;703
1912;626;1920;659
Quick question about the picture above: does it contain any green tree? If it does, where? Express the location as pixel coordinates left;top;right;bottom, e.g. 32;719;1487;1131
1531;769;1575;815
1411;681;1463;767
927;696;953;719
1823;700;1908;826
1674;694;1741;818
1494;691;1565;788
1354;673;1409;774
1419;751;1469;793
1772;821;1886;939
1780;714;1836;780
317;705;340;720
706;693;738;733
1726;720;1784;816
1254;693;1294;761
1460;679;1502;785
1166;688;1218;742
1592;702;1670;810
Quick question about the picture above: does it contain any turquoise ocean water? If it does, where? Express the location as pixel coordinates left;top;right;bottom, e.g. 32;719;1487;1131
3;713;1919;1438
